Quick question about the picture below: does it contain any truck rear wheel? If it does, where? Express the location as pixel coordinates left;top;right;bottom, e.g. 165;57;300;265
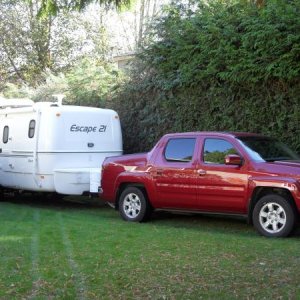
252;194;296;237
119;187;152;222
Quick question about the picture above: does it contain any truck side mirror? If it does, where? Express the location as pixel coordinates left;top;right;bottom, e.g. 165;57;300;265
225;154;243;166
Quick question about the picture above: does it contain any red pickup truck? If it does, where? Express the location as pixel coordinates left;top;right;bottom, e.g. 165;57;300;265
100;132;300;237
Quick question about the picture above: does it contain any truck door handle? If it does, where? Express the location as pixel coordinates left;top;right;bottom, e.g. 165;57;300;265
154;169;163;176
197;169;206;176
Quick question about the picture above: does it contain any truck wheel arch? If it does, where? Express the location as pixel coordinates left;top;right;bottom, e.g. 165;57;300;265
115;183;152;210
248;187;298;224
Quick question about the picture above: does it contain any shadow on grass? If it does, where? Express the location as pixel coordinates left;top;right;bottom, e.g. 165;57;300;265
149;210;255;236
1;192;107;211
151;211;300;238
2;193;300;238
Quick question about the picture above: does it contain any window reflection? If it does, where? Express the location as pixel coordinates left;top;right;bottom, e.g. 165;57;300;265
204;139;238;164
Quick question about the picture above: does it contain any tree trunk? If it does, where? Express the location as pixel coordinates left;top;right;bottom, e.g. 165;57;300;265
138;0;145;48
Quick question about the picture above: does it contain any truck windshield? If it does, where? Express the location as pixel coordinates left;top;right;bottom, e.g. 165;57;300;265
238;137;300;162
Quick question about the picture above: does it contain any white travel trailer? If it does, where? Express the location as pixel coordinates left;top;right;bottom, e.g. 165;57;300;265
0;98;122;195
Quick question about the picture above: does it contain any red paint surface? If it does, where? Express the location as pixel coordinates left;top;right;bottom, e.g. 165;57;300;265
100;132;300;215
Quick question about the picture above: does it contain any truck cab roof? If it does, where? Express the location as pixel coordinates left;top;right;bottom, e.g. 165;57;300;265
163;131;266;139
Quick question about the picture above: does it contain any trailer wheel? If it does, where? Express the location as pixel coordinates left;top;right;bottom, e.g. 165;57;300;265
252;194;296;237
119;187;152;222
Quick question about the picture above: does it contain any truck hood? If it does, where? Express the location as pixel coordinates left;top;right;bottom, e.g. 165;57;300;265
254;160;300;179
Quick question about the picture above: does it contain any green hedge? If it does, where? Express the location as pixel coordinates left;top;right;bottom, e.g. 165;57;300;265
112;0;300;154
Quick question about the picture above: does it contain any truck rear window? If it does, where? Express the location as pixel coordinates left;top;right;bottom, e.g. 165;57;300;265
164;138;196;162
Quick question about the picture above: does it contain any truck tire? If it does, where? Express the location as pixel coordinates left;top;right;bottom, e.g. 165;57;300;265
252;194;296;237
119;187;152;222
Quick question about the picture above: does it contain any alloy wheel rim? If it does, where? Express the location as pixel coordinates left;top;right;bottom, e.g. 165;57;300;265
259;202;286;234
123;193;141;218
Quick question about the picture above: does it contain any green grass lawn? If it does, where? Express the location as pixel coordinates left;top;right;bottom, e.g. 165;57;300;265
0;195;299;299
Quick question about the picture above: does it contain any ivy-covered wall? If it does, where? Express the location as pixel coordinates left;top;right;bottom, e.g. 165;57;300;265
112;0;300;153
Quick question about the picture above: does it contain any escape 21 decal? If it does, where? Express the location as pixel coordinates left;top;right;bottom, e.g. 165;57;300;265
70;124;107;133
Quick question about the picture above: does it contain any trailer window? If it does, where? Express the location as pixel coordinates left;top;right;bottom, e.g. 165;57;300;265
3;126;9;143
28;120;36;138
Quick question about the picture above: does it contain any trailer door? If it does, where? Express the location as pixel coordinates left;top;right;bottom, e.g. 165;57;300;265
0;112;37;188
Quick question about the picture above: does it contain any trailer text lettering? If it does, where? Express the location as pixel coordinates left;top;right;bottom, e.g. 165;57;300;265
70;124;107;133
99;125;107;132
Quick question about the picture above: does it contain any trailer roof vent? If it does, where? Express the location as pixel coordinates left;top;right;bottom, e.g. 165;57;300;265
52;94;65;106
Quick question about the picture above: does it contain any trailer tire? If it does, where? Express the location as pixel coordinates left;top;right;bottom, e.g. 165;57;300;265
119;187;152;222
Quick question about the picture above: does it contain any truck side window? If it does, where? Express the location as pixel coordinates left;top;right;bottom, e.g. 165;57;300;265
3;126;9;143
28;120;36;138
165;138;196;162
203;138;238;164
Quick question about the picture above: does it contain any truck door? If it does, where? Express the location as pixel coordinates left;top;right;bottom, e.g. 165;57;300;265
152;137;199;209
196;137;248;214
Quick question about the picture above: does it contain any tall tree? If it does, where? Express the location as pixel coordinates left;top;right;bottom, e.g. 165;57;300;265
0;0;51;84
0;0;108;86
108;0;164;52
39;0;131;16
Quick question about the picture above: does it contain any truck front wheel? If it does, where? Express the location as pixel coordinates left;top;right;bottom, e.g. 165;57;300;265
119;187;152;222
252;194;296;237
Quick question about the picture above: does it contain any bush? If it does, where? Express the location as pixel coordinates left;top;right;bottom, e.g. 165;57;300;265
1;83;33;99
32;58;125;106
65;58;125;107
113;0;300;153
